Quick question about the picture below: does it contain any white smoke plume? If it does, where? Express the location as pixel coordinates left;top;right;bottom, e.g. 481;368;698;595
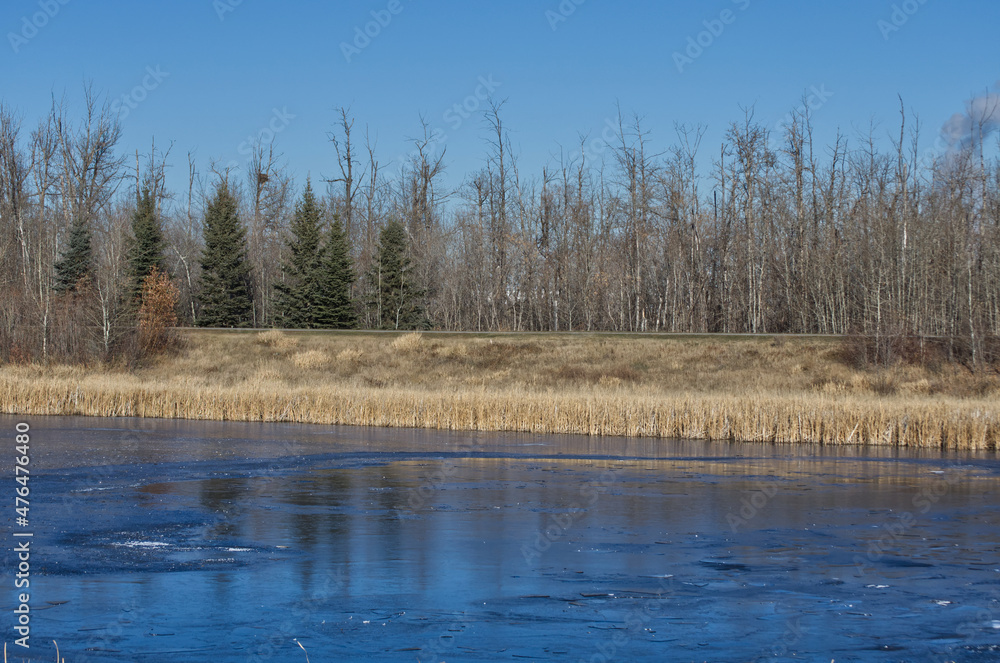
941;81;1000;151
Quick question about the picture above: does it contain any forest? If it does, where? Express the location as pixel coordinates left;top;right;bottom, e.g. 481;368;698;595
1;87;998;366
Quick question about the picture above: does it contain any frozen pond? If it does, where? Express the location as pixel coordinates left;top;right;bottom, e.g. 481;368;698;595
2;415;1000;662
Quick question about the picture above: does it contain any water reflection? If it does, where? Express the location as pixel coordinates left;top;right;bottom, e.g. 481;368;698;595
5;415;1000;662
11;414;996;472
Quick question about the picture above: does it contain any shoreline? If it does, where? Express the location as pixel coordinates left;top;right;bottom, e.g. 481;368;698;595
1;330;997;451
1;381;996;450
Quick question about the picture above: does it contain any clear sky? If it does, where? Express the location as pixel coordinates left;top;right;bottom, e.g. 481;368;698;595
2;0;998;202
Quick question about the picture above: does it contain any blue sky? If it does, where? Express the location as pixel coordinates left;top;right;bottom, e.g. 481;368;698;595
2;0;998;202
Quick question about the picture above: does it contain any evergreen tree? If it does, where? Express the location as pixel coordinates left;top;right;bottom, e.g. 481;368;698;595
317;213;357;329
53;216;93;293
367;219;425;330
127;187;165;303
274;181;325;328
198;181;253;327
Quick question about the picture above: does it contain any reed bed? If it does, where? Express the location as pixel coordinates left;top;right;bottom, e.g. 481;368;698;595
1;330;997;450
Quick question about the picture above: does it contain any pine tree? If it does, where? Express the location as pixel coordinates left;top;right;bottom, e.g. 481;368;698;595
317;213;357;329
274;181;325;328
53;216;93;293
198;181;253;327
367;220;425;330
127;187;165;303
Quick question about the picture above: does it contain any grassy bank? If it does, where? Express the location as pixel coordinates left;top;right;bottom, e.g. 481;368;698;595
1;330;998;449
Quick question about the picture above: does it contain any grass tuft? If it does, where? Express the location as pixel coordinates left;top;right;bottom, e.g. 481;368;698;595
291;350;330;370
390;332;423;353
257;330;298;350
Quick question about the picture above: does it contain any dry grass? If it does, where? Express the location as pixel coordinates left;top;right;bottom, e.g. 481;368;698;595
256;329;298;350
1;330;998;450
391;331;423;352
291;350;330;370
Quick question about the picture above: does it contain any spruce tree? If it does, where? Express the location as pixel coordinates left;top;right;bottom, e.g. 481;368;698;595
317;213;357;329
274;181;325;328
53;216;93;293
127;187;165;303
198;181;253;327
367;220;425;330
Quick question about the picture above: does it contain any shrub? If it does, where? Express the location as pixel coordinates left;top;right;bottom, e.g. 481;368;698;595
138;268;180;355
839;330;948;369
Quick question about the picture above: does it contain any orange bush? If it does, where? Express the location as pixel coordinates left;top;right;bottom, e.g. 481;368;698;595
138;267;179;354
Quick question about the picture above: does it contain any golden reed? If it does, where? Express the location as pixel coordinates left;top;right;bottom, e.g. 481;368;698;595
0;331;996;450
0;377;995;450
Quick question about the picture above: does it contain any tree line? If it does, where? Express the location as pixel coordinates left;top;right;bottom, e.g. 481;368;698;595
1;89;998;366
